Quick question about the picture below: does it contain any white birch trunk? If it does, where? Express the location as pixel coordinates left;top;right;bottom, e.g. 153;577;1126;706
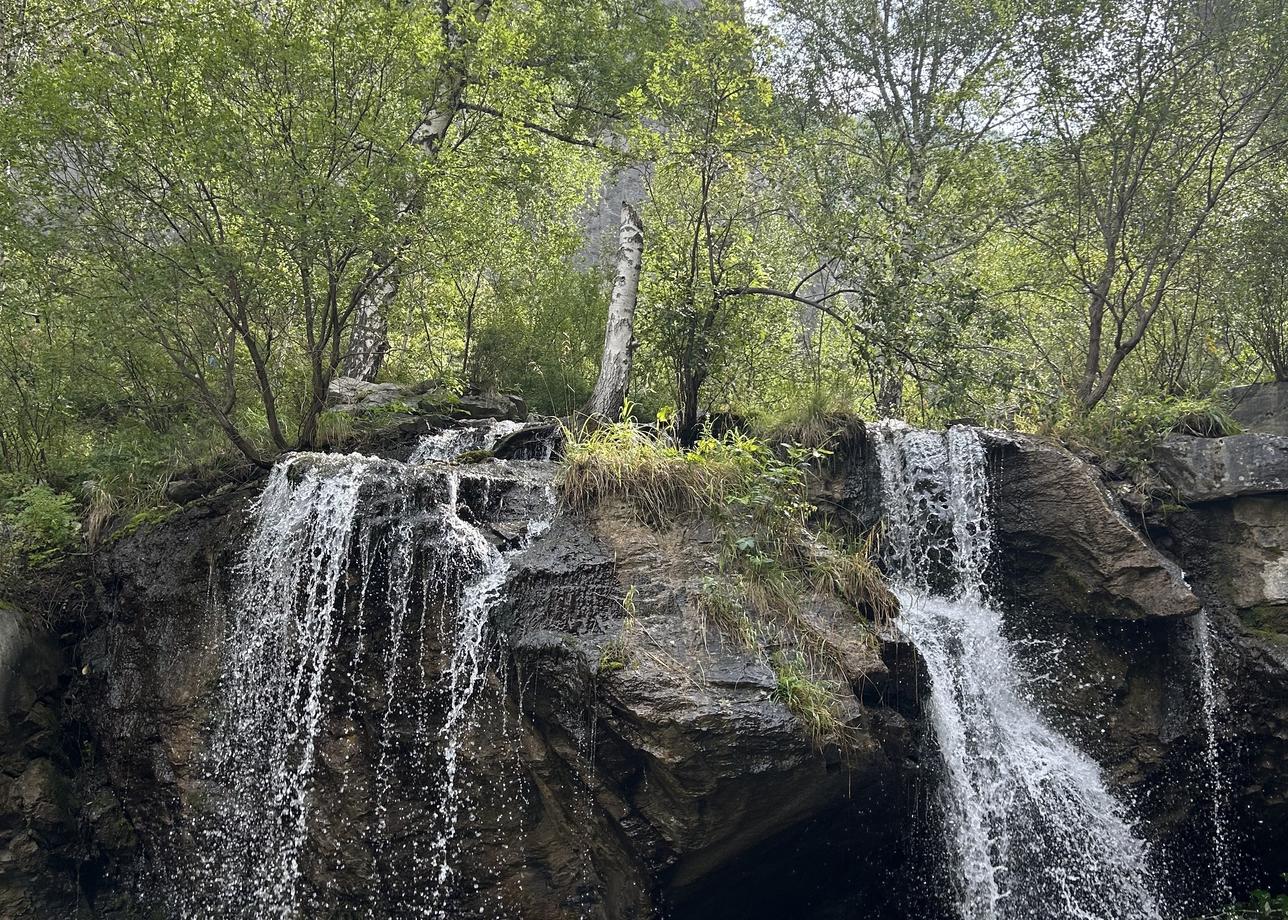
341;1;487;382
341;266;398;381
584;203;645;420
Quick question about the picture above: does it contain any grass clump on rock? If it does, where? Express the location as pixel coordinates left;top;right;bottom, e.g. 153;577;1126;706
559;413;767;523
559;414;896;752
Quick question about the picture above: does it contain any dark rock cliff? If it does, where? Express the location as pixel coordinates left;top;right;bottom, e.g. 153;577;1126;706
0;410;1285;918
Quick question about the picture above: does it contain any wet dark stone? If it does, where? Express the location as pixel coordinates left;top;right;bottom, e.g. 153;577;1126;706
0;418;1286;917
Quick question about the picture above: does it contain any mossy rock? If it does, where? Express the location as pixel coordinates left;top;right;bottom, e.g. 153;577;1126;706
1241;604;1288;641
105;506;178;545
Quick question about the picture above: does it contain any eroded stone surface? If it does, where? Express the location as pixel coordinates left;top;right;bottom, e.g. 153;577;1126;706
1229;382;1288;436
984;431;1199;620
1153;434;1288;502
3;420;1288;917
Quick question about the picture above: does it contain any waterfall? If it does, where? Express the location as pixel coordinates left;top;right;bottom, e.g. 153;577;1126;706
411;419;526;462
1191;610;1233;904
187;436;552;918
874;422;1161;920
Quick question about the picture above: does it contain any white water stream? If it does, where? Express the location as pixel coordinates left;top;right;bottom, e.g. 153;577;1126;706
874;422;1161;920
410;419;526;463
1191;609;1233;904
189;421;552;918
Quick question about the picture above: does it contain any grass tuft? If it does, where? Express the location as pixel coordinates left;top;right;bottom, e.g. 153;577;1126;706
558;416;771;523
772;651;852;748
562;416;897;756
761;390;866;452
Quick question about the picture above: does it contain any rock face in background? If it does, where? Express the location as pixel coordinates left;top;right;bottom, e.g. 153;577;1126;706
0;606;83;918
1;408;1288;917
1153;434;1288;502
1229;381;1288;436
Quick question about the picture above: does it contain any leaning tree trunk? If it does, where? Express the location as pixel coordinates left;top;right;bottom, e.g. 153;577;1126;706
584;202;645;420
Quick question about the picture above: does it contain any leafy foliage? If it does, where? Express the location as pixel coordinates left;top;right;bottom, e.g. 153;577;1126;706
3;0;1288;571
1;482;81;570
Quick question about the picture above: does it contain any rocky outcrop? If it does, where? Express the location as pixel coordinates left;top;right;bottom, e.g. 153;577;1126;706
0;606;81;918
0;419;918;919
983;431;1199;620
4;413;1288;918
821;425;1198;621
327;375;430;412
1163;494;1288;885
327;376;527;422
1166;496;1288;612
510;505;914;917
1153;434;1288;502
1229;381;1288;436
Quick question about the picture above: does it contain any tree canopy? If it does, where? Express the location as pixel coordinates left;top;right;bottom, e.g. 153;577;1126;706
2;0;1286;510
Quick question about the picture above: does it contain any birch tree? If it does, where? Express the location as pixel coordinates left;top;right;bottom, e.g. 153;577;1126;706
585;203;645;420
1025;0;1288;411
771;0;1031;412
341;0;668;382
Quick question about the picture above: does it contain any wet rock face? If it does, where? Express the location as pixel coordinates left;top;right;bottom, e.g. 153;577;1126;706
824;427;1199;621
0;606;81;918
983;431;1199;621
1166;496;1288;886
507;505;917;918
832;427;1282;901
1;435;914;919
4;418;1288;917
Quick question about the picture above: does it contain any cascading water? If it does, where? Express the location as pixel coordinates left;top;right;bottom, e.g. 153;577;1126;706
874;422;1161;920
411;419;526;462
1190;609;1233;904
186;427;553;918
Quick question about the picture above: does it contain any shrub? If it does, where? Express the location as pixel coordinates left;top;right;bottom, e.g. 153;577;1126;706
2;484;81;568
314;411;356;448
759;389;865;451
559;416;769;522
1062;393;1240;475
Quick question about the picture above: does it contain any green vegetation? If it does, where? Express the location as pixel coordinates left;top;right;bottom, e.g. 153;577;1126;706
1198;877;1288;918
560;414;789;522
106;507;179;546
3;0;1288;573
597;585;639;675
771;652;852;749
1056;393;1243;478
1;483;80;569
564;417;892;750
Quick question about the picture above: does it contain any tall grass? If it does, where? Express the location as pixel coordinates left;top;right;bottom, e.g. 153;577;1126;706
559;415;768;522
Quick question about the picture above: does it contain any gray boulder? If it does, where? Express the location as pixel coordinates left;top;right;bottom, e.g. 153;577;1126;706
1229;381;1288;436
1168;495;1288;611
451;391;527;421
1153;433;1288;502
983;431;1199;620
326;375;417;411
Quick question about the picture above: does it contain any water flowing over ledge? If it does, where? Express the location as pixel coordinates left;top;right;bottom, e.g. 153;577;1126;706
184;431;554;918
873;422;1162;920
3;413;1279;919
